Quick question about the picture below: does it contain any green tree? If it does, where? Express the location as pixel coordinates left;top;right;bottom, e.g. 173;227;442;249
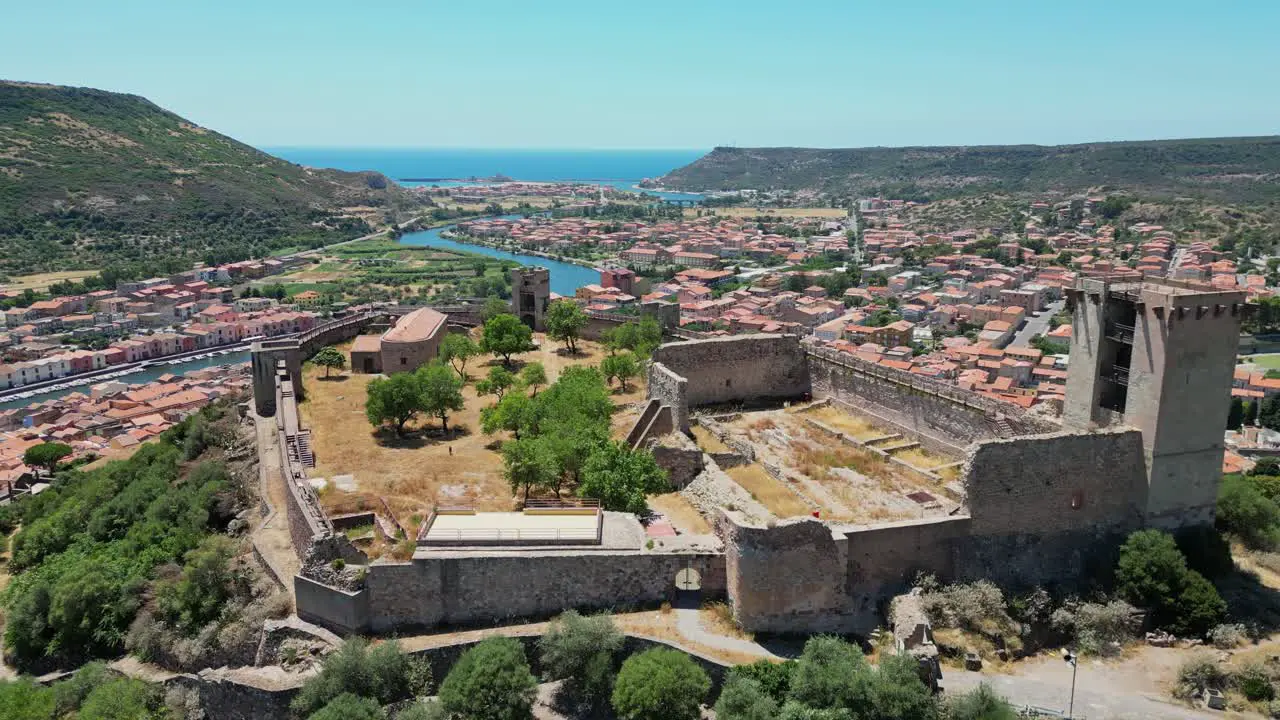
476;366;517;401
23;442;72;478
417;362;465;435
155;535;245;633
1170;570;1227;637
546;299;589;354
481;314;535;367
578;442;669;513
439;333;481;381
366;372;426;436
1260;396;1280;431
502;436;558;501
292;638;432;717
0;678;55;720
729;659;796;704
1227;396;1245;430
481;391;535;439
601;352;641;392
1218;474;1280;549
715;675;779;720
313;346;347;378
77;677;164;720
788;636;869;711
1116;529;1227;635
309;693;387;720
481;296;511;323
603;317;663;357
539;611;624;709
520;361;547;396
612;648;710;720
437;636;538;720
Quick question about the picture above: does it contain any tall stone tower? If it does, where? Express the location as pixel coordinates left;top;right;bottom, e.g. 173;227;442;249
511;267;551;331
1064;276;1246;528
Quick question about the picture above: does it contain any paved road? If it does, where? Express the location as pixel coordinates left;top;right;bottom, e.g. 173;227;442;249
1010;298;1066;348
942;651;1218;720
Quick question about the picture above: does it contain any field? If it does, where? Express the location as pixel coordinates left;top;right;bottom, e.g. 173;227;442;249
272;239;517;301
686;206;848;219
1;270;99;292
1243;354;1280;370
300;334;646;535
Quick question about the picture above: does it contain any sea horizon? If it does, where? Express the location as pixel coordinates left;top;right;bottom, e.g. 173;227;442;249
266;147;707;184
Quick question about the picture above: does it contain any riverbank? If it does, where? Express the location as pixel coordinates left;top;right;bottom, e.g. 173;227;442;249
439;229;604;271
397;221;601;296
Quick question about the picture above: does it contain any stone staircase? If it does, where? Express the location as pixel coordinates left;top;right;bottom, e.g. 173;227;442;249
294;430;315;468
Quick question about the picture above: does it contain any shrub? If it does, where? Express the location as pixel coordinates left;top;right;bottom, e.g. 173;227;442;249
612;648;710;720
437;636;537;720
78;677;165;720
394;702;448;720
944;682;1018;720
1218;474;1280;550
1170;571;1227;637
0;678;55;720
309;692;387;720
1209;623;1249;649
538;611;623;707
787;636;869;710
1049;600;1138;655
715;675;779;720
920;579;1014;634
777;702;854;720
1236;662;1276;702
292;638;432;717
729;659;797;703
1174;655;1228;700
1116;529;1226;636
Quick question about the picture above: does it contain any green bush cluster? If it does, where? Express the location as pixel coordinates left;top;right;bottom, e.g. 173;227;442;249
1218;471;1280;550
0;663;166;720
292;638;433;717
1116;530;1227;637
2;428;236;670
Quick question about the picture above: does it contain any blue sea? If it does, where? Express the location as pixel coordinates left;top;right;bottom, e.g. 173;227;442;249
266;147;706;200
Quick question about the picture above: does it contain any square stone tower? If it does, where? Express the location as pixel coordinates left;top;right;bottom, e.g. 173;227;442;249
511;267;550;331
1064;276;1246;528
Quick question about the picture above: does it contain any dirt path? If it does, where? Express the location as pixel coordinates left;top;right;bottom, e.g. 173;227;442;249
251;412;300;597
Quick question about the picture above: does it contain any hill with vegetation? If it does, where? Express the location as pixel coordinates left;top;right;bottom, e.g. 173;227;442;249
657;137;1280;203
0;81;426;277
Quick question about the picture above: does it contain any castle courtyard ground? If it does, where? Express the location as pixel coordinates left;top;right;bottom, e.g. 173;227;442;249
300;333;646;536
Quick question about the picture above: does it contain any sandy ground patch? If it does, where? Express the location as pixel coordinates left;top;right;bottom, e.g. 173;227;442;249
1;269;99;292
647;492;712;534
725;464;812;519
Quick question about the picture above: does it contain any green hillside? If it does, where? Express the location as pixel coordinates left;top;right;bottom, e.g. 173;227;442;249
658;138;1280;202
0;81;424;276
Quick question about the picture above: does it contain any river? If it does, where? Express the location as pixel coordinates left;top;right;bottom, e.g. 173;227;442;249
398;220;602;296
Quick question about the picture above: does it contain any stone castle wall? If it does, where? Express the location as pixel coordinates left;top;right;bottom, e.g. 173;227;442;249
648;334;809;433
648;362;690;432
805;342;1057;447
298;548;726;635
718;427;1152;634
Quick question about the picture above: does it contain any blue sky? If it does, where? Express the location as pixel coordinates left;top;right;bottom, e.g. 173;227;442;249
4;0;1278;149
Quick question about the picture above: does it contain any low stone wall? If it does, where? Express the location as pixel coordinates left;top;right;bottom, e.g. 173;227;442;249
295;547;727;635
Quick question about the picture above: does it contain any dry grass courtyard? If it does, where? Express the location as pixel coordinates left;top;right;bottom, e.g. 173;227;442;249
301;333;646;531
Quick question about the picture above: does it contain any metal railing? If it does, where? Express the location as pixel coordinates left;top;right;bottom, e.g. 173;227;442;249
424;528;599;542
1105;321;1135;344
1105;366;1131;387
